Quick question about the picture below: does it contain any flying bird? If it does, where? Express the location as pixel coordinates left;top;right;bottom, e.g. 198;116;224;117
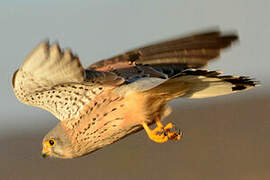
12;31;258;159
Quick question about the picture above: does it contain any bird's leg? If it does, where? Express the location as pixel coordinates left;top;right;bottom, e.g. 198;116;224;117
152;119;164;134
142;118;183;143
142;120;168;143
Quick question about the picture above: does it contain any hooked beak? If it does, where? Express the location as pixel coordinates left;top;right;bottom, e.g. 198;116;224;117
41;152;48;158
41;146;50;158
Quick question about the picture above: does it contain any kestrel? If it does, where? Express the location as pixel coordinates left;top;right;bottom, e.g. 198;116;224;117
12;31;258;159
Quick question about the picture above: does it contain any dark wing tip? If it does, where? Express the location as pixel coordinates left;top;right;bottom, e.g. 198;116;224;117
221;75;259;91
218;33;239;48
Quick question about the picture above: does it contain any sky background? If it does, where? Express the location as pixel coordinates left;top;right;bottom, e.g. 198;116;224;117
0;0;269;134
0;1;270;180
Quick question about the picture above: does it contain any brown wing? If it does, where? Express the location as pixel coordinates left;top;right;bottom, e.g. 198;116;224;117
12;41;124;121
87;31;238;79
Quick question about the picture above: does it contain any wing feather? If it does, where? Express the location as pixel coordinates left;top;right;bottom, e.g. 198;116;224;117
12;41;124;121
88;31;238;75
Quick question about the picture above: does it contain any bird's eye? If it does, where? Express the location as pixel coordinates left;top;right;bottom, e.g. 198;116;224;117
49;140;54;145
47;138;56;147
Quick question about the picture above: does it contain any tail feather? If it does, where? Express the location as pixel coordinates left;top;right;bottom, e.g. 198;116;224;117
144;69;259;100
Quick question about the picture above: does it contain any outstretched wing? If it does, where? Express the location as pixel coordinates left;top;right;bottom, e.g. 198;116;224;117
12;42;124;121
88;31;238;80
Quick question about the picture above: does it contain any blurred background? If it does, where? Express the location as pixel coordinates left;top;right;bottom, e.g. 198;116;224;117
0;0;269;180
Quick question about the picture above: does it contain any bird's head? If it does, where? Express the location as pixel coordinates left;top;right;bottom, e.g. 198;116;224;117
42;123;74;159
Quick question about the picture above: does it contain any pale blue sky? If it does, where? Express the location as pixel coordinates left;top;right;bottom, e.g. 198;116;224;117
0;0;269;134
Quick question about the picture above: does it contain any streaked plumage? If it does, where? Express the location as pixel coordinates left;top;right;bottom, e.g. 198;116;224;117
12;31;258;159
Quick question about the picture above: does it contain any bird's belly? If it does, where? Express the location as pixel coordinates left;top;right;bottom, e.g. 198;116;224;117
66;90;147;155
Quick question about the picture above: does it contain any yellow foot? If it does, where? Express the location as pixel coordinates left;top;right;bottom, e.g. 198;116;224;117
164;122;183;141
142;120;183;143
167;130;183;141
142;122;168;143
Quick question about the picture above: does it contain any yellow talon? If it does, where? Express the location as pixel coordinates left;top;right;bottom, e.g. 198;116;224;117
142;122;168;143
142;119;183;143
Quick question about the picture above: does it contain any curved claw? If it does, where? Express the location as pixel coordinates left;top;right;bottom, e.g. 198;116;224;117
167;131;183;141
